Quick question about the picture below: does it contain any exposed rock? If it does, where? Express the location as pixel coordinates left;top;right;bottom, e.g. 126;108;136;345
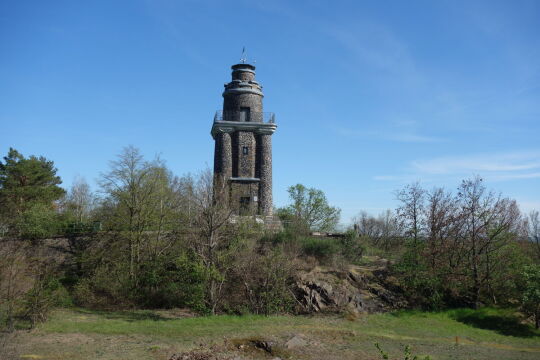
293;258;407;314
285;334;308;349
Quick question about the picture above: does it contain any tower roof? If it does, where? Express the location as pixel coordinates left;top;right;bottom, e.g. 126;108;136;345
231;63;256;74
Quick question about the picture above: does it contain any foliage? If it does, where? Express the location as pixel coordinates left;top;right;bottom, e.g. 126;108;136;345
232;245;296;315
23;272;71;328
278;184;341;232
0;148;65;237
520;264;540;329
388;177;527;309
393;241;445;310
136;253;208;313
527;210;540;261
17;203;59;240
338;230;365;263
0;240;70;332
2;145;536;323
300;237;340;262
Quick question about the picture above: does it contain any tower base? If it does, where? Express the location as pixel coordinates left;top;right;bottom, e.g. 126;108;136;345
229;215;283;232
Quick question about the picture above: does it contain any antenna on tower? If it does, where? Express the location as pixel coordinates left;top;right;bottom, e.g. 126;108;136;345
240;47;247;64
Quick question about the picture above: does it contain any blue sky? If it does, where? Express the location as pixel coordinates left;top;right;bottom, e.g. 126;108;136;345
1;0;539;223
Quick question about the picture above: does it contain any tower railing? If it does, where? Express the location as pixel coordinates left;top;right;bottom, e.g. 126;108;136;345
214;110;275;123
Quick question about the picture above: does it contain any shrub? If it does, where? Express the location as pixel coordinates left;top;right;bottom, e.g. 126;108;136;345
23;273;70;328
338;231;365;264
18;203;60;240
300;237;340;263
520;264;540;329
137;253;208;313
393;241;444;310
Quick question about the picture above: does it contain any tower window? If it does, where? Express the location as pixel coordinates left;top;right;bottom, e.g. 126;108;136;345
240;107;251;122
242;146;249;155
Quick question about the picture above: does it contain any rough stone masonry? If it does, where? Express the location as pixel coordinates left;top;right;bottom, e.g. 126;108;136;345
211;63;277;217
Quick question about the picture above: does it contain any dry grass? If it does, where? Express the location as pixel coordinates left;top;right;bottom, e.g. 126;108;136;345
2;307;539;360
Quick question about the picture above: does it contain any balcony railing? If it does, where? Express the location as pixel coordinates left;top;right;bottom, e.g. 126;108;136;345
214;110;275;123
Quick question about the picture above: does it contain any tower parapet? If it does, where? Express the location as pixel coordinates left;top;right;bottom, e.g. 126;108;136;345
211;63;277;216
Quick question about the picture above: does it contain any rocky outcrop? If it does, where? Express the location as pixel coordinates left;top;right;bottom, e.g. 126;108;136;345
293;257;407;314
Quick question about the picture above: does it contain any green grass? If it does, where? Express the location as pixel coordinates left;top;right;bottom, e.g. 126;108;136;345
42;309;302;338
6;307;540;360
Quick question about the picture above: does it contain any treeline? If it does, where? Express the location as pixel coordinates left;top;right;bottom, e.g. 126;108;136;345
353;181;540;327
1;147;539;331
0;146;352;331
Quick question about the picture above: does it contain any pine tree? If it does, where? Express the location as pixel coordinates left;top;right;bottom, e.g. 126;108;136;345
0;148;65;236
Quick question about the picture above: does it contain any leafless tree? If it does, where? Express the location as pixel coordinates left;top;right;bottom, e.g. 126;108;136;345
396;182;426;246
190;170;234;314
456;177;522;307
352;210;402;250
377;209;402;250
0;242;31;332
424;187;458;270
527;210;540;260
353;211;382;238
64;176;95;223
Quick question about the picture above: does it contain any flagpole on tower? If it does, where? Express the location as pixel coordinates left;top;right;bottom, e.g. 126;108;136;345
240;47;247;64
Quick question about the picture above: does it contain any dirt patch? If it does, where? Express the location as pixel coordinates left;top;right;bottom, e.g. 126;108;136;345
229;336;289;358
153;308;198;319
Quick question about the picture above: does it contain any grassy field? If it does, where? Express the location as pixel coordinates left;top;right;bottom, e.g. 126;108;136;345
2;307;539;360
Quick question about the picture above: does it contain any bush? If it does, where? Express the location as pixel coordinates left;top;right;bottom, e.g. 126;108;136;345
23;272;71;328
18;204;60;240
393;241;444;310
300;237;340;263
72;261;133;309
137;253;208;312
338;231;365;264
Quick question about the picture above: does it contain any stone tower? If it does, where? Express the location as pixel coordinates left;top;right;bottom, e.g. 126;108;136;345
211;63;277;216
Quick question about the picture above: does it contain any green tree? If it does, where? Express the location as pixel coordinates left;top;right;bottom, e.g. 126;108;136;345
521;264;540;329
278;184;341;232
99;146;175;283
0;148;65;237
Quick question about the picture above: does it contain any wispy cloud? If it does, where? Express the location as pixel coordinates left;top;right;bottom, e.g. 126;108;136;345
374;150;540;183
335;123;445;144
411;151;540;175
324;21;425;89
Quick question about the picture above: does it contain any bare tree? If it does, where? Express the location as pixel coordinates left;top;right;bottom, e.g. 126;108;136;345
0;242;31;332
190;170;234;314
353;211;382;238
424;187;458;270
457;177;522;307
377;209;402;250
64;176;95;223
527;210;540;260
396;182;426;246
352;210;402;250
